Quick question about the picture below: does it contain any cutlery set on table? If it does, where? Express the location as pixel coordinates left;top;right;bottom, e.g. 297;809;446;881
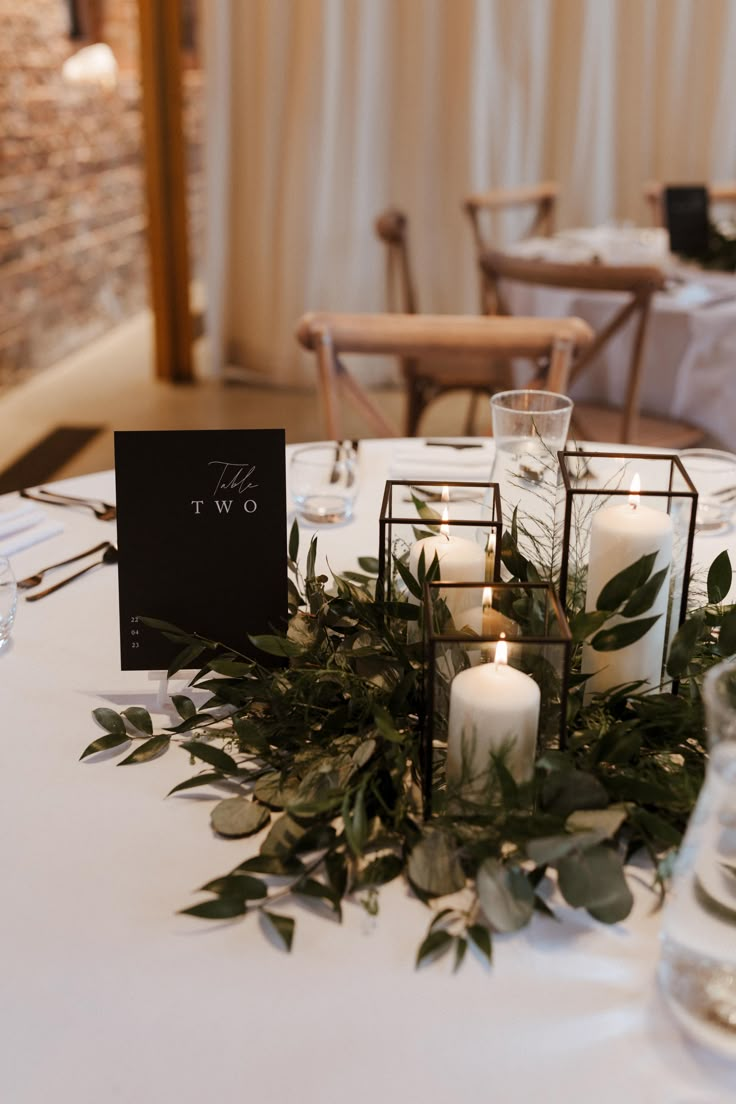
10;487;118;601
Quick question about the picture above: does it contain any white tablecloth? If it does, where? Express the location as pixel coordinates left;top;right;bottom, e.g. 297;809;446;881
2;443;736;1104
503;242;736;445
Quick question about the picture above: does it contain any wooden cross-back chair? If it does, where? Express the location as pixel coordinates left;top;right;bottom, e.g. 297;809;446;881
644;180;736;227
296;311;594;441
373;207;510;435
463;183;558;312
479;249;704;448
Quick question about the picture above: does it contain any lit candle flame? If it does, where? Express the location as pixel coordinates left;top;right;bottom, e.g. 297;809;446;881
494;631;508;669
628;473;641;509
441;485;449;504
440;505;450;540
482;585;493;610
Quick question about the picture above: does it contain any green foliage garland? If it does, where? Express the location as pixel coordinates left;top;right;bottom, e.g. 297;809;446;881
82;523;736;968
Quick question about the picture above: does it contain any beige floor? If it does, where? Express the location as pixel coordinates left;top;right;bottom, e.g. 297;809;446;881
0;310;494;485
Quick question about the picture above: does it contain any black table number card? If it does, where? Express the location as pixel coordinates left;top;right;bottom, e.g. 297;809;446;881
664;185;710;258
114;429;287;671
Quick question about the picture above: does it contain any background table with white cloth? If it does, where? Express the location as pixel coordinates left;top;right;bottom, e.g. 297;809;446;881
2;441;736;1104
504;231;736;445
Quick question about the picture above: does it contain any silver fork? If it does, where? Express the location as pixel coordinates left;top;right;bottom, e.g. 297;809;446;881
16;541;111;589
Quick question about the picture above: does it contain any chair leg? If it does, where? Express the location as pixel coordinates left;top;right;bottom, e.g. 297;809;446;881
463;391;481;436
404;376;426;437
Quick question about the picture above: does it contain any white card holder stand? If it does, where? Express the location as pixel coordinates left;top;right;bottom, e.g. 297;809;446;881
147;669;199;711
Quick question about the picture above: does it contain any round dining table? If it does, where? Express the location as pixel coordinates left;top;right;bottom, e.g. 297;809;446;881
2;439;736;1104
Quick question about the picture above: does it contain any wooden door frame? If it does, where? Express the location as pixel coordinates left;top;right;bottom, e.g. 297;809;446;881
138;0;194;382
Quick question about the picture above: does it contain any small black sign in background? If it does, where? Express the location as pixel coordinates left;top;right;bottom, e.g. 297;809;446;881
114;429;287;671
664;185;710;258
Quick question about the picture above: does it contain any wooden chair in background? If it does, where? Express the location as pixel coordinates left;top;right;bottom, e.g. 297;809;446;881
374;207;509;435
296;311;593;441
479;249;704;448
463;183;558;312
644;180;736;227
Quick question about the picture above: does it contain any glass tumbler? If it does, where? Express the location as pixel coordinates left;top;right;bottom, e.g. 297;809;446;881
658;656;736;1055
490;390;573;574
0;555;17;652
290;442;358;525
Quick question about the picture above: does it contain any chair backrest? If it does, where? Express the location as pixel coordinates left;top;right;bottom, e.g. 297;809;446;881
463;183;558;312
464;182;558;250
296;310;593;440
479;249;667;444
374;208;418;314
644;180;736;227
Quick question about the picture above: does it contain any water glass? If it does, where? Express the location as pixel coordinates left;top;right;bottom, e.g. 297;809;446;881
658;657;736;1055
490;390;573;573
679;448;736;533
0;556;17;652
290;442;358;525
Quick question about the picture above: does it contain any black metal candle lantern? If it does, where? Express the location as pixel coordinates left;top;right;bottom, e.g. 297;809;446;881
423;579;572;817
377;480;502;612
557;450;698;697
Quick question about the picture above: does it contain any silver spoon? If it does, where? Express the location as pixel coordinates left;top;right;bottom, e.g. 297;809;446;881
16;541;111;589
25;546;118;601
20;488;117;521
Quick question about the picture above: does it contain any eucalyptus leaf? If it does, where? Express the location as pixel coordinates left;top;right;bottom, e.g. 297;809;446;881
416;929;453;967
118;735;170;765
621;568;668;618
92;707;126;736
207;658;254;677
289;518;299;563
121;706;153;735
590;615;661;652
467;923;492;963
358;556;379;574
210;798;271;838
719;609;736;657
260;813;309;857
667;615;704;677
393;556;423;600
557;844;634;922
172;694;196;720
262;910;295;951
569;609;610;644
476;860;535;932
180;897;246;920
248;633;304;658
201;873;267;899
407;830;465;898
708;550;732;605
181;739;238;774
167;771;223;796
355;854;403;887
167;642;206;679
80;731;130;760
596;551;658;611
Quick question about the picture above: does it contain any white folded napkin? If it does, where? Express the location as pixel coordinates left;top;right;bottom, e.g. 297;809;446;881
389;444;495;483
0;502;43;539
0;522;64;558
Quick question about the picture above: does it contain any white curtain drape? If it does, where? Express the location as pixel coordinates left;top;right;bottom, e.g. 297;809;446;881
204;0;736;386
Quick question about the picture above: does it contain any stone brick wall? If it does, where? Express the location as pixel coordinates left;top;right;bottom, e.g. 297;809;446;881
0;0;203;388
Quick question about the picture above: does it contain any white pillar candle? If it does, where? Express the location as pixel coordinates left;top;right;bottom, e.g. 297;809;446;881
582;476;673;696
453;587;517;665
409;503;487;621
447;637;541;794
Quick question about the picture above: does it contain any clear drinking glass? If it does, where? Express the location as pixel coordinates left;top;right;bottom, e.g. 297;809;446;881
290;442;358;525
0;555;17;652
658;657;736;1055
490;390;573;574
679;448;736;533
